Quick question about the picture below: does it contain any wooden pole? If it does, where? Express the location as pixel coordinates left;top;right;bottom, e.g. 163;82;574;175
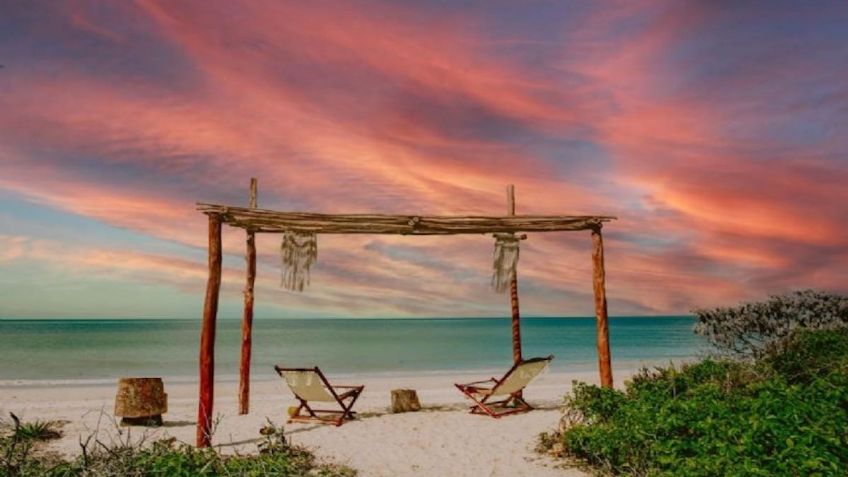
591;225;613;388
238;178;258;415
507;185;522;365
197;214;222;447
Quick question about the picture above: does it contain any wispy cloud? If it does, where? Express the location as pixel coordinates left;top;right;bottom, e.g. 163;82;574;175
1;0;846;317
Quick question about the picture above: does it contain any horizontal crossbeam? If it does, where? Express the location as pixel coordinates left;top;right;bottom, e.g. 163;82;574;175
197;203;615;235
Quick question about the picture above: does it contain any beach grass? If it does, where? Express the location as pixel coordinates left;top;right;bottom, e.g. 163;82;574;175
8;418;62;442
0;419;355;477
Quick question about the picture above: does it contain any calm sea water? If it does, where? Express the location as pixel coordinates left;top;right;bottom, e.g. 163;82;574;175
0;317;705;382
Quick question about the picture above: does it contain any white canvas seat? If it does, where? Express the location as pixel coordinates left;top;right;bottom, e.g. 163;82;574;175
455;355;553;417
280;369;337;402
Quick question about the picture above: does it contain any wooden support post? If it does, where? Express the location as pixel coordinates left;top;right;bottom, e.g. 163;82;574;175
197;214;222;447
591;225;613;388
238;178;258;415
507;185;522;365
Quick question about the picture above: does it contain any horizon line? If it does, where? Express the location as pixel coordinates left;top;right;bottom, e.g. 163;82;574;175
0;314;695;321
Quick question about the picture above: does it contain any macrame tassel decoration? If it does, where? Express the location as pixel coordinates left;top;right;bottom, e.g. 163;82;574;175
491;233;520;293
280;231;318;292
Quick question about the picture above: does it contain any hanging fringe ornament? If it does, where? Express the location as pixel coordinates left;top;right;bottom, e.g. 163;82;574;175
280;231;318;292
491;233;520;293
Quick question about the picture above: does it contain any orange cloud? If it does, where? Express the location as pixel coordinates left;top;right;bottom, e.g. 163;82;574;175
1;0;845;316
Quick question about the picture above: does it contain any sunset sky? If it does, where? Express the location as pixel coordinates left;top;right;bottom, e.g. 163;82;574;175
1;1;846;319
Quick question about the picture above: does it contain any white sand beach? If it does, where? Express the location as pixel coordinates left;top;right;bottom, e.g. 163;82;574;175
0;369;639;476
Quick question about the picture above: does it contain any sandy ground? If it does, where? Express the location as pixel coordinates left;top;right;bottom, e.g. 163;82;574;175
0;369;636;476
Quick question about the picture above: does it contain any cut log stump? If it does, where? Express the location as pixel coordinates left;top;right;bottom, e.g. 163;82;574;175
115;377;168;426
391;389;421;413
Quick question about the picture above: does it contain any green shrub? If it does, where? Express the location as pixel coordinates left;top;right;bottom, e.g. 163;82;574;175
566;381;626;423
543;332;848;476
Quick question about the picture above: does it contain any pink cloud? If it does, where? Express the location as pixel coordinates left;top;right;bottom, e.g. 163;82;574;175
1;0;845;316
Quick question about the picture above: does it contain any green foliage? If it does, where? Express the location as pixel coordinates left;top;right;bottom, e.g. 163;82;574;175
0;420;355;477
542;330;848;476
565;381;626;424
693;289;848;359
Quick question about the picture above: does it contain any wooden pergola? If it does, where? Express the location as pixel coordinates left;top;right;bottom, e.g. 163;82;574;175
194;180;616;447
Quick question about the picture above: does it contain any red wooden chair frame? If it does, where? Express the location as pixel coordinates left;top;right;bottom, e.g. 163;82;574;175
274;365;364;426
454;355;554;418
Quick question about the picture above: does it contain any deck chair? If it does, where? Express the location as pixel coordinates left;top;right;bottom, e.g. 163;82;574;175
455;355;554;418
274;366;364;426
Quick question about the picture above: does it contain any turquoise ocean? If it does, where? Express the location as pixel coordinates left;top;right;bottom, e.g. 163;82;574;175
0;317;705;383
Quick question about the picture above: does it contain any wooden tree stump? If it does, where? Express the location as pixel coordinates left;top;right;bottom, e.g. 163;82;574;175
115;377;168;426
391;389;421;413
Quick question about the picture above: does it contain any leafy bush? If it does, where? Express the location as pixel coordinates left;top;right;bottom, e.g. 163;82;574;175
0;420;355;477
694;290;848;359
540;330;848;476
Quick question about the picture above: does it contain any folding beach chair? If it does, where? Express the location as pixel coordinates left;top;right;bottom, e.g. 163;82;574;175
455;355;554;418
273;366;364;426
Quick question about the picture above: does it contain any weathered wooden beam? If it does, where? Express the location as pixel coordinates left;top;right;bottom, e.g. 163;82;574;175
197;203;614;234
238;178;257;415
507;185;522;365
591;225;613;389
197;214;222;447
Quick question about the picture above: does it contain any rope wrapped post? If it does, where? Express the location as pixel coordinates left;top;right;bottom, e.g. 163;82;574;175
238;178;257;415
506;185;522;365
591;224;613;388
197;213;222;447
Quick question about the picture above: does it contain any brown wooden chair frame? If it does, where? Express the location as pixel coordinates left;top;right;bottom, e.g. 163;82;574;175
454;355;554;418
274;365;364;426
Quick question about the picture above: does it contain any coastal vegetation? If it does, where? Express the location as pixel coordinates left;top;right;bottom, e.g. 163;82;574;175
0;419;355;477
7;415;62;442
693;289;848;359
540;291;848;476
